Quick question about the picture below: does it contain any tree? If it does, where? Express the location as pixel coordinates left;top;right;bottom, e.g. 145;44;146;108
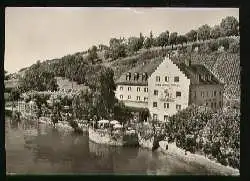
176;35;188;47
210;25;222;39
72;89;94;120
228;40;240;53
10;88;21;112
4;70;10;80
169;32;178;49
220;16;239;36
185;30;197;42
109;38;127;60
98;44;109;51
51;108;61;127
139;108;150;122
19;61;58;92
127;37;141;53
139;32;144;49
156;31;169;47
85;65;116;120
87;45;98;64
143;37;152;49
208;40;219;52
114;100;133;125
218;38;230;50
197;24;211;41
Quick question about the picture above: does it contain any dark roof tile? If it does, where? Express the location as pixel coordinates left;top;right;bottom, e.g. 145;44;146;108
116;57;223;86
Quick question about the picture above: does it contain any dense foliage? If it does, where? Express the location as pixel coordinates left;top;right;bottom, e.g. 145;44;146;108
19;61;58;92
165;105;240;169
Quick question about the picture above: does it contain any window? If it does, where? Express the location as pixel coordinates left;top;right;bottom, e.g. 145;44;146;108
144;87;148;92
194;91;196;98
219;91;222;96
120;95;123;99
126;72;131;80
219;101;222;108
142;73;148;81
174;76;179;82
164;115;169;122
144;97;148;102
176;104;181;110
211;102;213;108
153;102;158;107
214;91;217;97
206;102;208;106
154;90;158;96
214;102;217;108
137;87;140;92
207;91;209;97
120;86;123;91
128;87;131;91
165;76;169;82
128;95;131;100
164;103;169;109
153;114;158;121
136;96;140;101
176;91;181;97
156;76;160;82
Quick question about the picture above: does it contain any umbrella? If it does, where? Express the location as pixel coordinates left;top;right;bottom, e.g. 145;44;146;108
113;124;122;129
29;100;35;105
110;120;119;125
64;105;70;110
98;120;109;124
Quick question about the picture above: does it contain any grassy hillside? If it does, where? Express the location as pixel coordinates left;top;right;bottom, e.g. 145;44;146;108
17;36;240;103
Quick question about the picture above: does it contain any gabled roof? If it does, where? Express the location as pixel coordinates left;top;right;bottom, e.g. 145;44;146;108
116;56;223;86
115;57;163;86
177;63;223;85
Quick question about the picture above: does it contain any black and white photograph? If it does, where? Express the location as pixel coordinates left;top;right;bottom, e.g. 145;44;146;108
4;7;240;175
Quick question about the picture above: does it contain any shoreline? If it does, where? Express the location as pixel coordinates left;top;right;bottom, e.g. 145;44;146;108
13;115;240;175
157;141;239;175
137;134;239;176
88;127;124;146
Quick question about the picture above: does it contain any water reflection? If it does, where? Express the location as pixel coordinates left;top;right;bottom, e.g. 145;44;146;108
5;117;223;175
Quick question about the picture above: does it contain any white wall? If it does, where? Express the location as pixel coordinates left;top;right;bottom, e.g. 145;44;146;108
148;57;190;122
115;85;148;108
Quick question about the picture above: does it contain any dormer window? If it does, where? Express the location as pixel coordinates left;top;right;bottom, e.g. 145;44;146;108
142;72;148;81
208;75;211;81
198;74;202;82
126;72;131;81
134;72;139;81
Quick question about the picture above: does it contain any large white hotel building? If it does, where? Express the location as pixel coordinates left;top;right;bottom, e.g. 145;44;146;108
115;56;224;122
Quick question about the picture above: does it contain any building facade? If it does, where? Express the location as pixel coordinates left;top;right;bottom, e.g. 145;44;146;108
148;57;190;121
115;56;224;122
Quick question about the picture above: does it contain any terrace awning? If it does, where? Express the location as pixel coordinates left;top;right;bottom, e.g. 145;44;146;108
125;106;149;113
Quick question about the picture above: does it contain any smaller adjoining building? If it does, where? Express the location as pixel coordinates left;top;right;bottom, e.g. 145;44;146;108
115;55;224;123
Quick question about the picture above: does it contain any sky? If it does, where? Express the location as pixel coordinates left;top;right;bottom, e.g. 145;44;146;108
5;7;239;73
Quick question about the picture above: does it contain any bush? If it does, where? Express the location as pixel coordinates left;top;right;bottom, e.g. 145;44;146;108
218;38;230;50
166;105;240;169
228;41;240;53
208;40;219;52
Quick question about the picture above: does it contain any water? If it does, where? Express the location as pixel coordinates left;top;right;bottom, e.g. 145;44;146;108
5;117;223;175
